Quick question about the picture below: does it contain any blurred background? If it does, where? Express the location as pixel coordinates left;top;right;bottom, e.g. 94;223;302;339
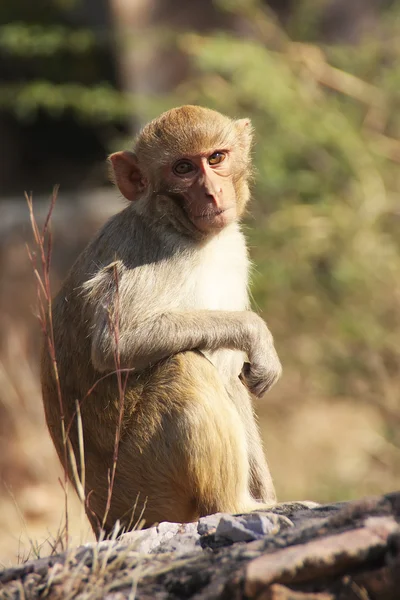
1;0;399;565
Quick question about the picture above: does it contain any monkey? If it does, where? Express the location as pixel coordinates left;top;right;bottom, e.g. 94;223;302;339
41;105;283;538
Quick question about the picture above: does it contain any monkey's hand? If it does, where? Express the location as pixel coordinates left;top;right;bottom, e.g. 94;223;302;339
240;315;282;398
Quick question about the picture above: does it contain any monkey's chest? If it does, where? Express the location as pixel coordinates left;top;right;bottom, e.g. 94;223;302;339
167;226;249;381
186;254;248;382
187;252;249;312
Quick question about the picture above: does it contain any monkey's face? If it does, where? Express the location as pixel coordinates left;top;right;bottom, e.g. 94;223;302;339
109;105;254;238
156;150;239;234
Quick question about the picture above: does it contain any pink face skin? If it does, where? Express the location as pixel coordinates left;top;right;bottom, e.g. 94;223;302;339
165;150;238;233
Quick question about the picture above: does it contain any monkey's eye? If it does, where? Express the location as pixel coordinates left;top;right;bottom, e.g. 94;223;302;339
173;160;195;175
208;152;226;165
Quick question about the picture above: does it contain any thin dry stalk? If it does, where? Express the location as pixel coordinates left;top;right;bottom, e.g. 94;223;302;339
126;493;146;533
25;187;70;547
67;440;85;504
65;400;87;537
75;400;88;534
101;263;129;531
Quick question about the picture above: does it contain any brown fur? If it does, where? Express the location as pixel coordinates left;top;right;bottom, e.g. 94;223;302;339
41;106;282;537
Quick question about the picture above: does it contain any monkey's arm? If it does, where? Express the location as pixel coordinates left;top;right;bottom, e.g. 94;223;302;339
91;308;281;398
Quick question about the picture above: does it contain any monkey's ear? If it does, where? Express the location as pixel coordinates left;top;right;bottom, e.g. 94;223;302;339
108;151;146;202
235;118;253;156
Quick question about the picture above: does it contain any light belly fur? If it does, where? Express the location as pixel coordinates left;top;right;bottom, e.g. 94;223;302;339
203;348;247;385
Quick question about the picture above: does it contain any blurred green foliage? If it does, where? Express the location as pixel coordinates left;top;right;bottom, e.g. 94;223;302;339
0;81;131;121
0;23;96;56
1;0;399;444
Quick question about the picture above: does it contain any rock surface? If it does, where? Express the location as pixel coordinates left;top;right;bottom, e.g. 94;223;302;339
1;492;400;599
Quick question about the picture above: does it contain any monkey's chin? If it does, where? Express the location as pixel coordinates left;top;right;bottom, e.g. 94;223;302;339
192;207;237;234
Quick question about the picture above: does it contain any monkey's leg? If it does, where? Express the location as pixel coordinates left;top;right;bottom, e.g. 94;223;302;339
89;351;267;535
226;375;276;504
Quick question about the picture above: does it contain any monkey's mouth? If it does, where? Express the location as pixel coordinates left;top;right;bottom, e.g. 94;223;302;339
194;210;222;220
193;207;235;222
192;207;236;232
193;207;234;219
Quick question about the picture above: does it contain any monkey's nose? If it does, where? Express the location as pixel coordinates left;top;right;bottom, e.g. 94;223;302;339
206;191;223;209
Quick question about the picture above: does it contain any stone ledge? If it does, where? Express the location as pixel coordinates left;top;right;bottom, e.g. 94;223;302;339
1;492;399;599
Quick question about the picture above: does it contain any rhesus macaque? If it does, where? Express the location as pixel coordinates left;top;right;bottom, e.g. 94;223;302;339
41;105;282;537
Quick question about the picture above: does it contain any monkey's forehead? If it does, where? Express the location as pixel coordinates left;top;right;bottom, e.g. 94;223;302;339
135;122;239;163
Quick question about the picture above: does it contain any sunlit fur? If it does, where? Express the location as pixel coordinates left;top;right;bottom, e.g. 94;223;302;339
41;105;281;538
